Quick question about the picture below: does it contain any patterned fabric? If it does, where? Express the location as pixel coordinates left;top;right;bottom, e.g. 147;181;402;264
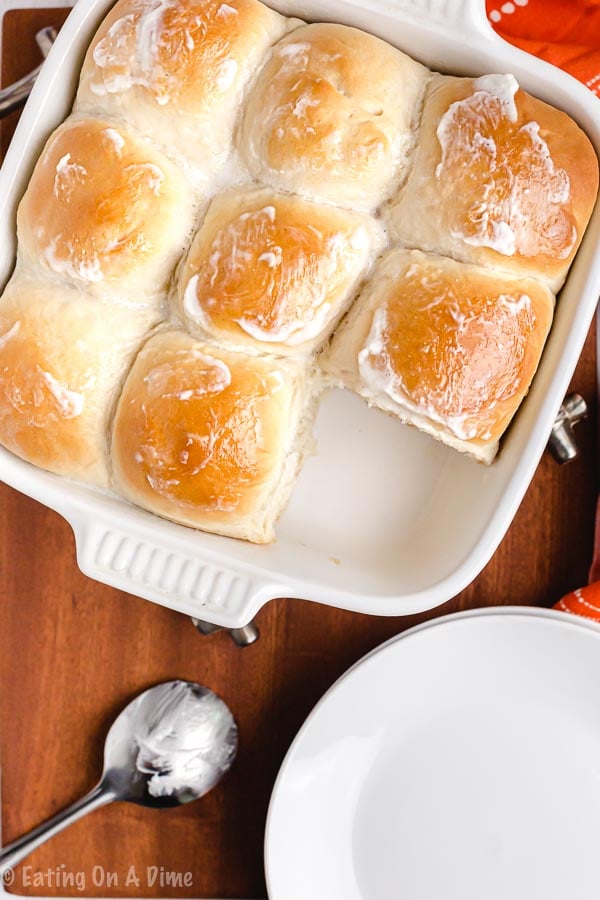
486;0;600;97
556;584;600;621
559;499;600;621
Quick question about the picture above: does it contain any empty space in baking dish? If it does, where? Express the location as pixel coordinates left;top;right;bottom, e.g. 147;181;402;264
279;390;488;589
0;0;599;622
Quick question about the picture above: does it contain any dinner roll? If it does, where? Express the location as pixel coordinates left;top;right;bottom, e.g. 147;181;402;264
111;330;311;542
321;249;554;463
386;74;599;292
75;0;292;174
17;118;194;304
238;23;429;209
178;187;383;355
0;275;158;486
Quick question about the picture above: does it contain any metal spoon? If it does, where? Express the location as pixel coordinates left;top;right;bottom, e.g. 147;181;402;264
0;681;237;874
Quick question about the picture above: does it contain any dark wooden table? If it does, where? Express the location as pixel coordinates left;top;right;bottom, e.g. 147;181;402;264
0;9;598;898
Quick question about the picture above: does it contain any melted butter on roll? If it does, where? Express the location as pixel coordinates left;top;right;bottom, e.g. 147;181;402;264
17;118;194;303
238;23;429;208
0;275;158;485
179;188;382;355
111;330;311;542
76;0;292;172
387;74;598;291
435;74;576;259
321;249;554;463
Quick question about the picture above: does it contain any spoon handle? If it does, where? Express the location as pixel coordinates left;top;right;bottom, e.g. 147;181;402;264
0;782;115;875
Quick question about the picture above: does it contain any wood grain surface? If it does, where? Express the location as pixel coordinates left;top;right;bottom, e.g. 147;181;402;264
0;9;598;898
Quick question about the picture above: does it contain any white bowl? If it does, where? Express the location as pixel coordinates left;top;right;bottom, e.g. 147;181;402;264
1;0;599;626
265;607;600;900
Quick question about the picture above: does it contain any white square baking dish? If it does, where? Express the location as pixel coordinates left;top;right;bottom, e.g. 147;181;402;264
0;0;599;627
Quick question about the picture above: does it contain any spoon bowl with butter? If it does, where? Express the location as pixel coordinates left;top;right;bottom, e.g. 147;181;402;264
0;681;238;873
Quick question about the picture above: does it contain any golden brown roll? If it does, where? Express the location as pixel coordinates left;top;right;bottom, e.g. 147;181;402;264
321;249;554;463
178;187;383;355
238;23;429;209
75;0;292;174
16;117;194;303
0;275;158;486
111;330;311;542
386;74;599;292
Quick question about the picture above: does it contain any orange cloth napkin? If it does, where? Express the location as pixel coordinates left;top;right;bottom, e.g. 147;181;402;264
557;501;600;621
556;584;600;619
486;0;600;97
486;0;600;619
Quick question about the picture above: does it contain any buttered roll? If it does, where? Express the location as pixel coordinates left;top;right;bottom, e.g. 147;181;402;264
386;74;599;292
17;117;194;303
178;188;383;355
321;249;555;463
238;23;429;209
0;275;158;486
111;330;312;542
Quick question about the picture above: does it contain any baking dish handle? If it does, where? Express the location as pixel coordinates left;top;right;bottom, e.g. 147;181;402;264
400;0;492;34
70;516;281;629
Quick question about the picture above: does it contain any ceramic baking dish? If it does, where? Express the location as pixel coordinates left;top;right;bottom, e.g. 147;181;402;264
0;0;599;628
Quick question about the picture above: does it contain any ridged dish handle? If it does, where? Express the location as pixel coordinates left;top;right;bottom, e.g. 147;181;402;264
71;517;280;629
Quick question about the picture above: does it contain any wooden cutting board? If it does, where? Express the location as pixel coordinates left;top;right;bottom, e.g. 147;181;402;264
0;9;598;898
